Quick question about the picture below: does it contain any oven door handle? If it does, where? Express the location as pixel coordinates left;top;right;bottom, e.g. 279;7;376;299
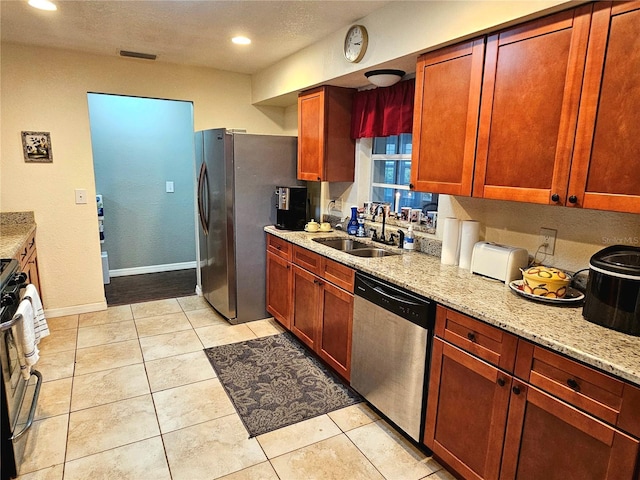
10;369;42;441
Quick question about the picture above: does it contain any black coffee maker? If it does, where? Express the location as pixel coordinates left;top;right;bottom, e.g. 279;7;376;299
275;186;307;230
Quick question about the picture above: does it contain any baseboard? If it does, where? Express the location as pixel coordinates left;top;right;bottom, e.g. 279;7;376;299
45;301;107;318
109;261;197;277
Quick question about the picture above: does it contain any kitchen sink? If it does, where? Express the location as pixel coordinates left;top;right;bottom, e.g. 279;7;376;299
346;248;401;257
312;237;401;257
312;237;370;251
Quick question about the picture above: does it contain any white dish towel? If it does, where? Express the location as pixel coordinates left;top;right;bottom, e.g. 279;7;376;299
22;284;50;343
12;300;39;380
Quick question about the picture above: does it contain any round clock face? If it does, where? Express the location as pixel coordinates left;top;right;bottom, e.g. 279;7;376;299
344;25;368;63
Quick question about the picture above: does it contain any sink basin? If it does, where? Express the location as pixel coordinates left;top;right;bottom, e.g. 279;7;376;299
312;237;370;251
347;248;401;257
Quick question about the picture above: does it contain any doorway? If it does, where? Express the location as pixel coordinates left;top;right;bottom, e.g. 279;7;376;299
87;93;197;305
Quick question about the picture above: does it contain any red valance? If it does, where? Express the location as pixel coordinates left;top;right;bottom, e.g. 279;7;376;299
350;78;415;139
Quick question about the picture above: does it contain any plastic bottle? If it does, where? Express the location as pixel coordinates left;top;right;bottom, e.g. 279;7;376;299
356;211;366;237
347;206;359;235
403;224;415;250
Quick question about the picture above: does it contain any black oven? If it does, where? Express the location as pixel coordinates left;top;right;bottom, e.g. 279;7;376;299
1;259;42;480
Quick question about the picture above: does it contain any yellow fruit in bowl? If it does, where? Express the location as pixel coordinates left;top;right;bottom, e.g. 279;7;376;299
522;266;571;298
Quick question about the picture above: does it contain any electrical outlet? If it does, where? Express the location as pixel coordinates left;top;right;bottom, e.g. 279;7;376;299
75;188;87;204
539;227;557;255
333;199;342;212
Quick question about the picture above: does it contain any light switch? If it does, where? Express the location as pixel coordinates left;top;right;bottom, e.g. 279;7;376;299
75;189;87;204
166;181;174;193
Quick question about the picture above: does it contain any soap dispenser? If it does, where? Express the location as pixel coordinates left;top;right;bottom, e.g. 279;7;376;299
347;206;358;235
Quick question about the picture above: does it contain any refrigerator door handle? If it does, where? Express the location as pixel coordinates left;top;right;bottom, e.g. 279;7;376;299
197;162;209;235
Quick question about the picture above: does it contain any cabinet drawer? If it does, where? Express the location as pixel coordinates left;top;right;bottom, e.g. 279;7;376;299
515;341;639;434
292;245;322;275
321;257;354;293
267;234;292;260
435;306;518;372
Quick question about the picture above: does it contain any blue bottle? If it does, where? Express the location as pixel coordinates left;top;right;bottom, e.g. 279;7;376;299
347;206;358;235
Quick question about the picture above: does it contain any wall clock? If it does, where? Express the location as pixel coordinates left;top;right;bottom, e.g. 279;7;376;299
344;25;368;63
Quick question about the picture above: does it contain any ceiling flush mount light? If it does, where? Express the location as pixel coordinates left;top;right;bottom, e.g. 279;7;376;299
232;36;251;45
365;69;406;87
28;0;57;11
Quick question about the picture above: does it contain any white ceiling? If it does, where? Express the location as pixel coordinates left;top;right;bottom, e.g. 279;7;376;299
0;0;392;75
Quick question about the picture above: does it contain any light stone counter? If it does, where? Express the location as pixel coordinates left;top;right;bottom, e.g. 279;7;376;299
0;212;36;259
265;225;640;386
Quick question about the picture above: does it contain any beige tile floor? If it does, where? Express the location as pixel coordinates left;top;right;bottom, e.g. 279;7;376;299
16;295;456;480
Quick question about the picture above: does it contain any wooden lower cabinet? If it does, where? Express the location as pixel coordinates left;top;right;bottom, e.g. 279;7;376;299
291;264;320;349
15;230;41;295
425;338;512;480
317;281;353;380
291;262;353;381
501;381;640;480
265;251;292;329
426;306;640;479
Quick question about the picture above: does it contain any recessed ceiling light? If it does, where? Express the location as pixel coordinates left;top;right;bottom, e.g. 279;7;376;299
28;0;57;11
232;36;251;45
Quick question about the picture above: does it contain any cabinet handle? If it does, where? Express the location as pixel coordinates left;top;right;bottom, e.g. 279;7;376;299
512;385;521;395
497;378;506;387
568;195;578;204
566;378;580;391
317;176;321;181
409;183;415;190
467;332;476;342
551;193;560;202
276;245;282;250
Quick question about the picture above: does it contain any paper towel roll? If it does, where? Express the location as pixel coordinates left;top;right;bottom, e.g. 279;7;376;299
459;220;480;270
441;217;461;265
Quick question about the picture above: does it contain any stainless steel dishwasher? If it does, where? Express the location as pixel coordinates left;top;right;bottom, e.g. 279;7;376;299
351;271;435;442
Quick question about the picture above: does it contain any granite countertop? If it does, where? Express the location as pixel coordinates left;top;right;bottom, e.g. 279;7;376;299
265;225;640;386
0;212;36;259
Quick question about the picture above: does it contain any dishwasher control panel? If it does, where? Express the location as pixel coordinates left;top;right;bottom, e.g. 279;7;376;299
354;272;434;329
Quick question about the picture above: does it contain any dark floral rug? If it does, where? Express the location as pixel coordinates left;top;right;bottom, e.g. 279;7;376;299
204;332;362;437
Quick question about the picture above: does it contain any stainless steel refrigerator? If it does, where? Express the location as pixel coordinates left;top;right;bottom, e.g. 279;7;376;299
195;128;299;324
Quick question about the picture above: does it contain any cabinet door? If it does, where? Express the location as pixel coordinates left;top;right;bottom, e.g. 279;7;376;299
569;2;640;214
411;38;485;196
474;5;592;205
24;249;41;295
298;88;324;181
317;281;353;381
266;251;292;330
291;264;319;349
501;381;640;480
424;338;512;480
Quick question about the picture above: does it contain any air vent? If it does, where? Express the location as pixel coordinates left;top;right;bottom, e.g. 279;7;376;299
119;50;157;60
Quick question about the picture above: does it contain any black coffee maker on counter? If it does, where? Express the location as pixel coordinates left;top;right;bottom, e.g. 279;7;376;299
275;186;307;230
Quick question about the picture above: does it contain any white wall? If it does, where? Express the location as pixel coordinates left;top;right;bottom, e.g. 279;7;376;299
1;43;288;316
252;0;573;105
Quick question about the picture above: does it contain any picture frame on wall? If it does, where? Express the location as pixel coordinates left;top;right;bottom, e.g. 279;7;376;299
22;131;53;163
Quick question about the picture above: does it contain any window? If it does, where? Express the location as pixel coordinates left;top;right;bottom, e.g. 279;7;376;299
371;134;438;212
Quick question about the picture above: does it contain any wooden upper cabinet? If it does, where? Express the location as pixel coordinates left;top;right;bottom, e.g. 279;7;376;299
297;86;356;182
569;1;640;214
411;38;485;196
474;5;593;205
